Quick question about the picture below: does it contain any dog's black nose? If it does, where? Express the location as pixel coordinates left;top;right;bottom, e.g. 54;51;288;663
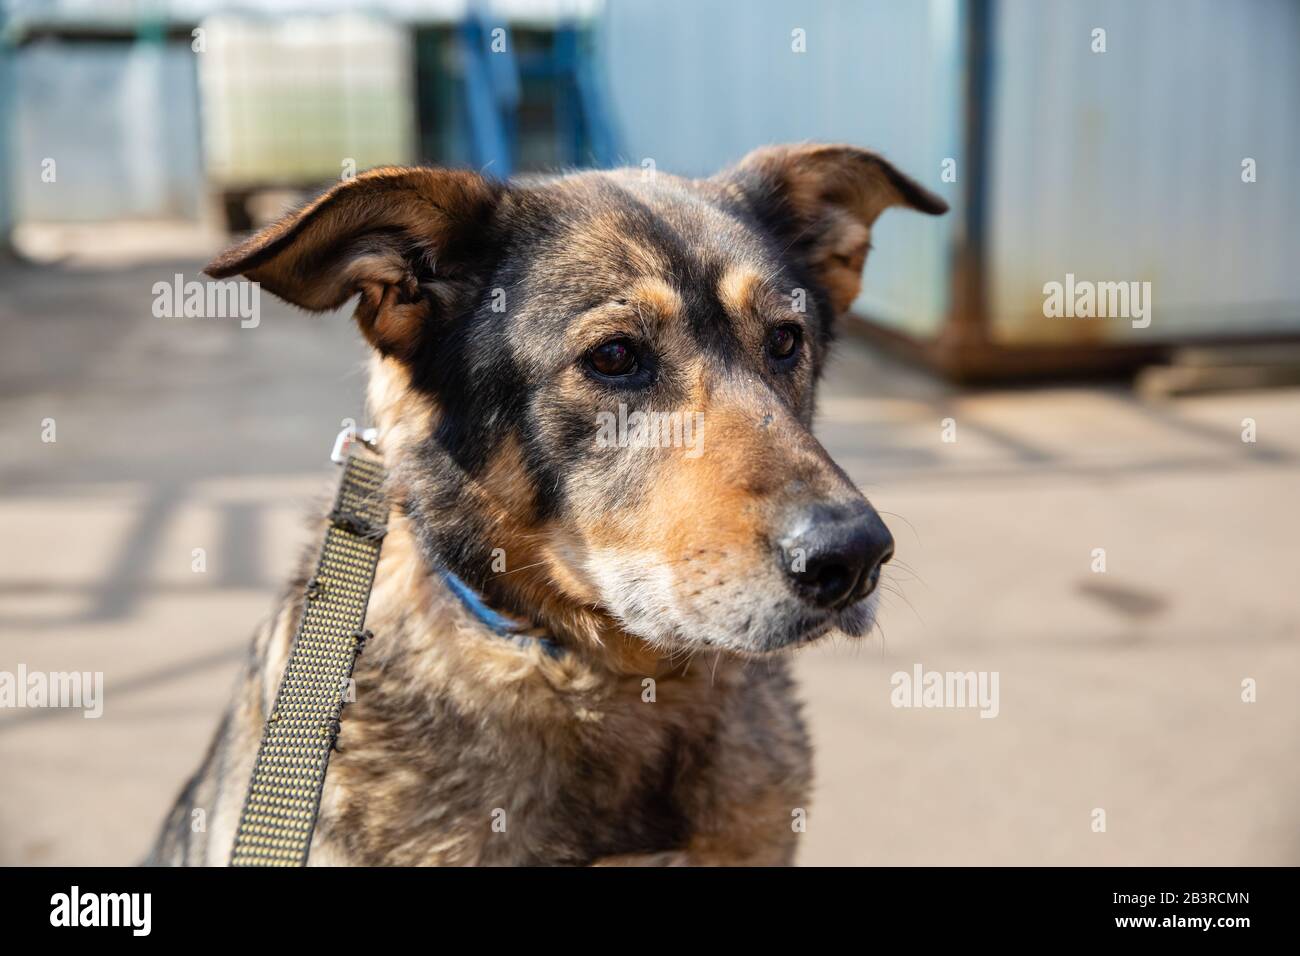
777;503;894;610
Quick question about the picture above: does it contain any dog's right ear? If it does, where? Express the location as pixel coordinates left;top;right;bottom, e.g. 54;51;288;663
205;166;505;357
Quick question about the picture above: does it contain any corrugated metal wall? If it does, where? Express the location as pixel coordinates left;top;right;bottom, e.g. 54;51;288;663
601;0;1300;347
600;0;963;337
13;40;204;222
987;0;1300;343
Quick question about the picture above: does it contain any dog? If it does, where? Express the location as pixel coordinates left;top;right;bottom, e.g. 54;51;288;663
148;143;946;866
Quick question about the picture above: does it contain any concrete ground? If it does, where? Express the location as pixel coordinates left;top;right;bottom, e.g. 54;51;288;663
2;255;1298;866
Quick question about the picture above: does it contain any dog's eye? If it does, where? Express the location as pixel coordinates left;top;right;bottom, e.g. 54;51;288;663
766;324;801;362
586;339;638;377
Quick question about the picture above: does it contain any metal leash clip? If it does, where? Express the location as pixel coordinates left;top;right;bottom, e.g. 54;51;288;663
329;425;380;465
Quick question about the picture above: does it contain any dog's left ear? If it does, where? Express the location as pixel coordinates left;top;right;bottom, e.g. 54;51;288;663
718;143;948;315
205;166;505;356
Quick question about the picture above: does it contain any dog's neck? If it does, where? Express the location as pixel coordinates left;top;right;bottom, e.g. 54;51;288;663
435;532;686;677
436;565;564;659
367;510;709;682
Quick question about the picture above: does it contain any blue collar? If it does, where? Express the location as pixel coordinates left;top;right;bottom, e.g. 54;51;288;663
438;569;563;659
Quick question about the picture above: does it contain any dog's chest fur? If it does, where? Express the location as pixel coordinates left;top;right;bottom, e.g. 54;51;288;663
322;656;712;865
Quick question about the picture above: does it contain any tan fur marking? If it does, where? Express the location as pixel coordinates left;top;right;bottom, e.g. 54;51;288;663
627;275;684;318
717;267;763;318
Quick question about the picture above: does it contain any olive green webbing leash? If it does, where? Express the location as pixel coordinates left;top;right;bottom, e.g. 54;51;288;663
230;430;387;867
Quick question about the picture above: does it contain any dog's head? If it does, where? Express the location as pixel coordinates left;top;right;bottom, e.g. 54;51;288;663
208;144;946;658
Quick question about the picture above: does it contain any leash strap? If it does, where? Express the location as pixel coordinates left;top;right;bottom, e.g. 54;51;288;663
229;452;388;866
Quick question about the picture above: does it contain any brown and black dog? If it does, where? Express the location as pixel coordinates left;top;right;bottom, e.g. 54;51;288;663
149;144;946;866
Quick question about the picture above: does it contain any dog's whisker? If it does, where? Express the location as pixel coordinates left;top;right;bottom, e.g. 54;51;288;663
878;579;923;627
492;560;552;578
875;510;921;548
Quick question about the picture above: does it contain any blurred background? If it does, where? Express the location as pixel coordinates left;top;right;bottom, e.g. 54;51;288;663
1;0;1298;865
